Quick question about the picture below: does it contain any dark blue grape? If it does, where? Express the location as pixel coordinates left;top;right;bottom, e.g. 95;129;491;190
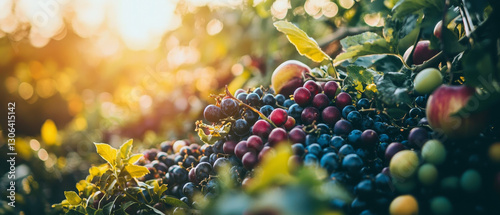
373;122;388;134
379;134;390;142
244;109;259;124
347;129;363;145
253;88;263;97
246;93;261;106
284;99;295;108
262;94;276;107
292;143;306;156
356;148;368;160
317;134;331;148
304;153;319;166
415;96;427;107
199;156;209;163
339;144;355;156
183;155;197;168
342;154;364;175
306;143;322;157
195;162;212;182
322;147;337;154
259;105;274;117
405;118;418;127
288;104;304;120
305;134;317;146
174;155;183;164
375;173;391;191
347;111;362;125
357;98;370;109
351;197;368;214
321;152;340;173
377;142;389;159
355;179;374;199
342;105;357;119
209;153;217;165
330;136;345;149
361;116;374;130
182;182;196;199
316;123;331;135
275;94;286;106
409;108;423;118
236;93;247;104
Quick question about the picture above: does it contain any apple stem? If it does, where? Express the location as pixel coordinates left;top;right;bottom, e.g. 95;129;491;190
224;85;278;128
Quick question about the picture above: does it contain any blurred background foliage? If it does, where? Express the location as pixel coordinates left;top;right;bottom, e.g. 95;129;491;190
0;0;394;213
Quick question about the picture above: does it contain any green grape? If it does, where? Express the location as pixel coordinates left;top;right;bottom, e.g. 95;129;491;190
414;68;443;94
390;150;420;181
430;196;453;215
460;169;482;192
422;139;446;165
418;164;438;186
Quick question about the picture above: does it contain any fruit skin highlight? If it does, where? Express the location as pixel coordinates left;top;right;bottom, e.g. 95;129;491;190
271;60;311;97
426;85;489;138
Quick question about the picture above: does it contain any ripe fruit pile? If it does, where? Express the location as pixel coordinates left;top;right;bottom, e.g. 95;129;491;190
132;57;500;214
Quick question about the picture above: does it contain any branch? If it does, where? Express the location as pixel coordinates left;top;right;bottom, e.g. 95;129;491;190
414;51;445;73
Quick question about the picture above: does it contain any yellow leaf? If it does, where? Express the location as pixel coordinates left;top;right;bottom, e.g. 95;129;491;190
64;191;82;205
274;21;332;63
94;143;118;166
75;180;88;193
366;83;378;93
124;165;150;178
128;154;143;164
247;144;292;192
41;119;58;146
119;139;134;159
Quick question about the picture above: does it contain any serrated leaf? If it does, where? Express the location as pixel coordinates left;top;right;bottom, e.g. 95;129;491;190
127;154;143;164
64;191;82;205
274;21;331;63
334;33;393;64
124;165;150;178
94;143;118;166
392;0;444;19
119;139;133;159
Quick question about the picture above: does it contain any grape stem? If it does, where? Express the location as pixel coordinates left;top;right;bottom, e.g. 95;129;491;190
224;85;278;128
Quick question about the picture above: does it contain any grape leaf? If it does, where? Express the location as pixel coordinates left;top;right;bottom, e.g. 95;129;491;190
119;139;133;159
392;0;444;19
274;21;332;63
64;191;82;205
94;143;118;166
127;154;143;164
334;33;393;65
124;165;150;178
375;72;412;105
161;196;189;208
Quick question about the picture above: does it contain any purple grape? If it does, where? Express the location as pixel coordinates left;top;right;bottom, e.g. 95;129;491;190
301;107;320;125
408;127;429;148
268;128;288;146
242;152;258;169
223;140;238;154
385;142;406;162
246;135;264;151
289;127;306;144
334;119;353;137
234;141;250;159
324;81;340;99
252;119;272;138
293;87;312;107
322;106;341;126
204;105;223;122
312;93;330;110
303;80;321;96
360;129;379;148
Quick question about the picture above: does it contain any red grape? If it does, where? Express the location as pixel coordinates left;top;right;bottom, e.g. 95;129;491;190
252;119;272;138
246;135;264;151
324;81;340;99
293;87;312;107
288;127;306;144
269;108;288;126
335;92;352;111
303;80;321;96
268;128;288;146
223;140;238;154
301;107;320;125
242;151;258;169
284;116;296;130
322;106;341;126
312;93;330;110
234;141;250;159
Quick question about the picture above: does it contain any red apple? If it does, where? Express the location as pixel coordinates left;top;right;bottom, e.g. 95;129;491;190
434;20;443;39
426;85;489;138
412;40;439;65
271;60;311;97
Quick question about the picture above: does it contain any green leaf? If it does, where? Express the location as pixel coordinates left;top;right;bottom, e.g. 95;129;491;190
144;203;166;215
392;0;444;19
119;139;133;159
124;165;150;178
346;66;380;85
161;196;190;208
99;170;113;191
247;144;292;193
64;191;82;205
274;21;331;63
94;143;118;166
334;33;393;65
375;72;413;105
